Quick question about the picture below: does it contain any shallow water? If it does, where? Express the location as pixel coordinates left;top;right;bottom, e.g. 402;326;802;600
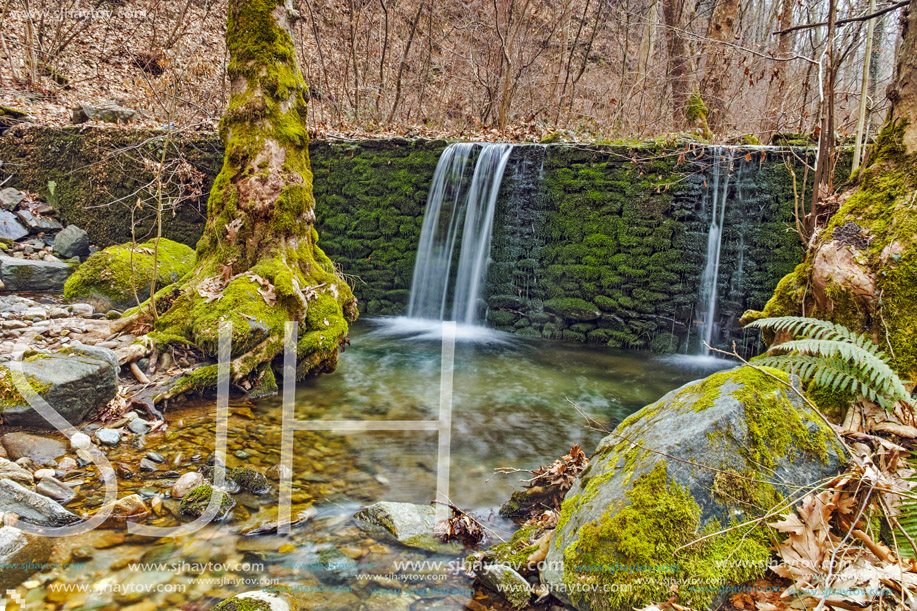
26;318;735;610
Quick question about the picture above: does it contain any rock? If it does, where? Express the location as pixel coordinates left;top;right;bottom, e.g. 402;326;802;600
139;458;159;472
63;238;194;311
213;590;298;611
354;502;460;554
170;472;204;499
0;345;119;429
0;210;27;241
0;479;79;526
94;428;121;446
475;564;530;609
95;494;150;528
237;504;316;536
69;303;94;318
32;468;55;480
0;525;52;590
70;432;92;451
0;432;66;465
544;297;601;322
52;225;91;259
145;452;164;463
128;418;151;435
0;255;72;291
71;103;138;124
15;209;62;232
35;476;76;504
0;188;26;211
541;366;845;611
57;457;77;471
0;457;34;485
179;484;234;520
230;466;271;494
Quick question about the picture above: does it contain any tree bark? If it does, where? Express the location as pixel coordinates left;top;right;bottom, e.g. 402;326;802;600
146;0;358;396
763;0;793;140
661;0;690;127
888;0;917;152
702;0;739;134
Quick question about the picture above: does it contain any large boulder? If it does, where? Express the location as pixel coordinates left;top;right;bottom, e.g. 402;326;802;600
0;525;52;590
63;238;194;311
542;366;845;611
0;344;119;428
0;255;73;291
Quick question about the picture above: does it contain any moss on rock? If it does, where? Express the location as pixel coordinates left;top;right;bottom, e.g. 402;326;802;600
63;238;194;310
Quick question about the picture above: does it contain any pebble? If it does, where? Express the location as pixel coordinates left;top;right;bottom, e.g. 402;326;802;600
48;307;68;319
145;452;164;463
139;458;159;472
57;457;78;471
170;472;204;499
70;432;92;451
94;428;121;446
33;468;55;479
36;476;77;503
128;419;151;435
69;303;94;318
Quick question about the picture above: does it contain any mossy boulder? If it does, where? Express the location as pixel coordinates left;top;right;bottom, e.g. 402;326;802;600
63;238;194;311
542;366;845;610
0;345;118;428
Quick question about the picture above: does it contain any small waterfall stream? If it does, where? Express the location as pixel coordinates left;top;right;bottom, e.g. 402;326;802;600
695;147;736;354
407;143;514;325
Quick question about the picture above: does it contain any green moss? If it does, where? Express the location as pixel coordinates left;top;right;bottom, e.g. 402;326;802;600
561;462;770;610
63;239;194;308
214;596;273;611
0;366;52;410
486;524;543;567
179;484;234;518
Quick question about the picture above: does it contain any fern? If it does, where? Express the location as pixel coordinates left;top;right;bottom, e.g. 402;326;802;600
746;317;912;410
896;452;917;560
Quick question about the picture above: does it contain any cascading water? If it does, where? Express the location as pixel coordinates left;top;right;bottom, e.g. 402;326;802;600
694;147;736;354
406;143;514;325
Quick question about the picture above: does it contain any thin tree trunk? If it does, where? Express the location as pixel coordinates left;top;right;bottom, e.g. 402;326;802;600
810;0;837;234
763;0;793;140
661;0;690;127
386;0;426;124
853;0;877;171
702;0;739;134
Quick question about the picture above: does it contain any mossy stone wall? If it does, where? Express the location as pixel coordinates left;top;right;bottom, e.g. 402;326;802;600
0;128;806;351
488;145;806;355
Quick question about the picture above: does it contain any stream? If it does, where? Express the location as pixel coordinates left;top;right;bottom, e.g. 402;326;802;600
27;318;733;611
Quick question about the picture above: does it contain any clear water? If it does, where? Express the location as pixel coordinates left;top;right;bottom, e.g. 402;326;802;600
31;320;735;610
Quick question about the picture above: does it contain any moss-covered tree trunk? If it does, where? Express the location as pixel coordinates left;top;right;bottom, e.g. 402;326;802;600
143;0;357;396
750;0;917;380
888;0;917;152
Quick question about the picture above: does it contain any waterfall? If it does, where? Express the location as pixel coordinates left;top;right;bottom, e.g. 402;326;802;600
695;147;735;353
407;143;514;325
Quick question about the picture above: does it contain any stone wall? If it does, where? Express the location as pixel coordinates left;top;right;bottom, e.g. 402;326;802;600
0;127;810;353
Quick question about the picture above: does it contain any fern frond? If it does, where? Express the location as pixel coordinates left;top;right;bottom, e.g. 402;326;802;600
768;339;910;405
745;316;911;410
895;452;917;559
